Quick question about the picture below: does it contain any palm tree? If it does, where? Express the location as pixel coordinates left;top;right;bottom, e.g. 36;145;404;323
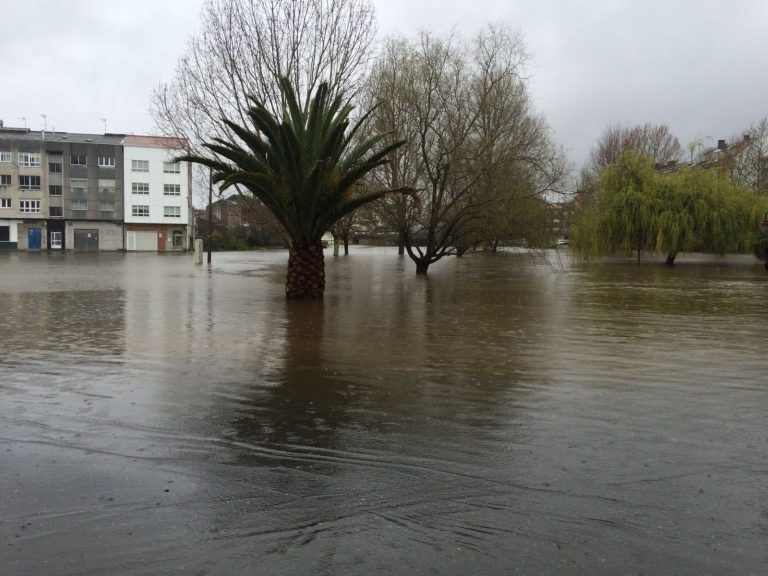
182;78;405;298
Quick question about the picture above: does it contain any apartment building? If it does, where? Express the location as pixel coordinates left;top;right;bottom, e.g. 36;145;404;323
0;125;190;252
0;128;47;249
123;135;191;252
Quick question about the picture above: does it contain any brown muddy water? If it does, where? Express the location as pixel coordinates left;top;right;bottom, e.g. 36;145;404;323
0;248;766;575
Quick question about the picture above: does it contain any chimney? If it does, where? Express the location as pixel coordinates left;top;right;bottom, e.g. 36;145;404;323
744;134;751;142
717;139;727;151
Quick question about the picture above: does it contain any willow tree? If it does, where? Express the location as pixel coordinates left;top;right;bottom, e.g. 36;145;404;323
573;151;765;265
181;78;404;298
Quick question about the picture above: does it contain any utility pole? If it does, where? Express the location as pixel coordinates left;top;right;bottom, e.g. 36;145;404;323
207;168;213;264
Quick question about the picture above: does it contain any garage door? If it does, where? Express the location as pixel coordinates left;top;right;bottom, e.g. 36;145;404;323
127;231;156;251
74;229;99;251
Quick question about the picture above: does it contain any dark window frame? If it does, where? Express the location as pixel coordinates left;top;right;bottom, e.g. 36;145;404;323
19;175;41;190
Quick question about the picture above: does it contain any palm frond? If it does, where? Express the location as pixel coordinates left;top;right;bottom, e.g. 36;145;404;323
183;76;406;244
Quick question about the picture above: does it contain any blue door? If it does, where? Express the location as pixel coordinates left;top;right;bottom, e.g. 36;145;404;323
28;227;42;250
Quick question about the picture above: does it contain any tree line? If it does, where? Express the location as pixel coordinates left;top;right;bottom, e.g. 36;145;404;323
573;119;768;265
152;0;768;297
152;0;567;297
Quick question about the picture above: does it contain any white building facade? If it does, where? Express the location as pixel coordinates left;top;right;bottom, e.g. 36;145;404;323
123;136;192;252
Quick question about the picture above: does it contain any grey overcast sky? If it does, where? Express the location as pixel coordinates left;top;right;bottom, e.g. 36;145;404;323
2;0;767;171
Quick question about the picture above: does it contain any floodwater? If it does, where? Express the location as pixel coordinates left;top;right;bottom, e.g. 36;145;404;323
0;248;766;575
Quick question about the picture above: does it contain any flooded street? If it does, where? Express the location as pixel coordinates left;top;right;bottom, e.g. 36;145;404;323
1;248;766;575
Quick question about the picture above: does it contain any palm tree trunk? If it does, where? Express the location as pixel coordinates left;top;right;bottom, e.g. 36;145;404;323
286;241;325;299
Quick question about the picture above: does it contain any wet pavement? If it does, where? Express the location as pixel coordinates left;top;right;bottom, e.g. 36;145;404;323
0;248;766;575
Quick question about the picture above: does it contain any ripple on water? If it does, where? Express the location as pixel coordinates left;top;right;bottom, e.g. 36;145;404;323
0;249;766;575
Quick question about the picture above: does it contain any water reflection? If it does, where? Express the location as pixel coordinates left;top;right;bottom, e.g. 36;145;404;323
0;289;126;357
0;249;766;575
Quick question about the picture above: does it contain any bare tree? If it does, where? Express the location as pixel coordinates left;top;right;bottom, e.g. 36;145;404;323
362;38;425;256
153;0;375;149
588;122;681;175
729;117;768;195
367;26;565;273
469;30;568;251
151;0;377;216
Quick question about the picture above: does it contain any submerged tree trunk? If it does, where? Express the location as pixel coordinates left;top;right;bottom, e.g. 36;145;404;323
397;232;405;256
286;241;325;299
665;251;677;266
415;260;429;275
343;234;349;255
332;235;340;257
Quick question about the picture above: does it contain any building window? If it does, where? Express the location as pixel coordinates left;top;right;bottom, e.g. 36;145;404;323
0;175;10;188
131;160;149;172
49;162;62;173
71;154;87;166
132;182;149;194
18;152;41;167
132;205;150;217
19;175;41;190
163;184;181;196
163;161;180;173
71;199;88;211
98;156;115;168
49;185;62;196
49;206;63;217
70;178;88;193
99;200;115;211
0;198;11;209
164;206;181;218
19;199;41;213
100;186;116;195
0;151;11;163
172;230;183;248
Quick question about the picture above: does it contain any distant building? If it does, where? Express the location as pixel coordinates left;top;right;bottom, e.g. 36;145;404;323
196;194;285;249
123;135;191;252
0;125;191;252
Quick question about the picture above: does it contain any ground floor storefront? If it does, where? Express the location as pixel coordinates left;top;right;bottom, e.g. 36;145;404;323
125;224;188;252
66;221;124;251
1;221;189;251
0;218;21;250
16;220;48;250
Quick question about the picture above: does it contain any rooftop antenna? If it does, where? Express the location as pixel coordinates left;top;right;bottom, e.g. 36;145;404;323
18;116;26;128
100;118;107;133
40;114;47;131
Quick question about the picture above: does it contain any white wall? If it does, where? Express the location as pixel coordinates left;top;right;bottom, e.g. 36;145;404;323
123;145;189;225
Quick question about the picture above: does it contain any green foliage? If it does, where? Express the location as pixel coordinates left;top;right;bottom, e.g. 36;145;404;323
181;77;404;244
753;225;768;260
573;151;765;263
